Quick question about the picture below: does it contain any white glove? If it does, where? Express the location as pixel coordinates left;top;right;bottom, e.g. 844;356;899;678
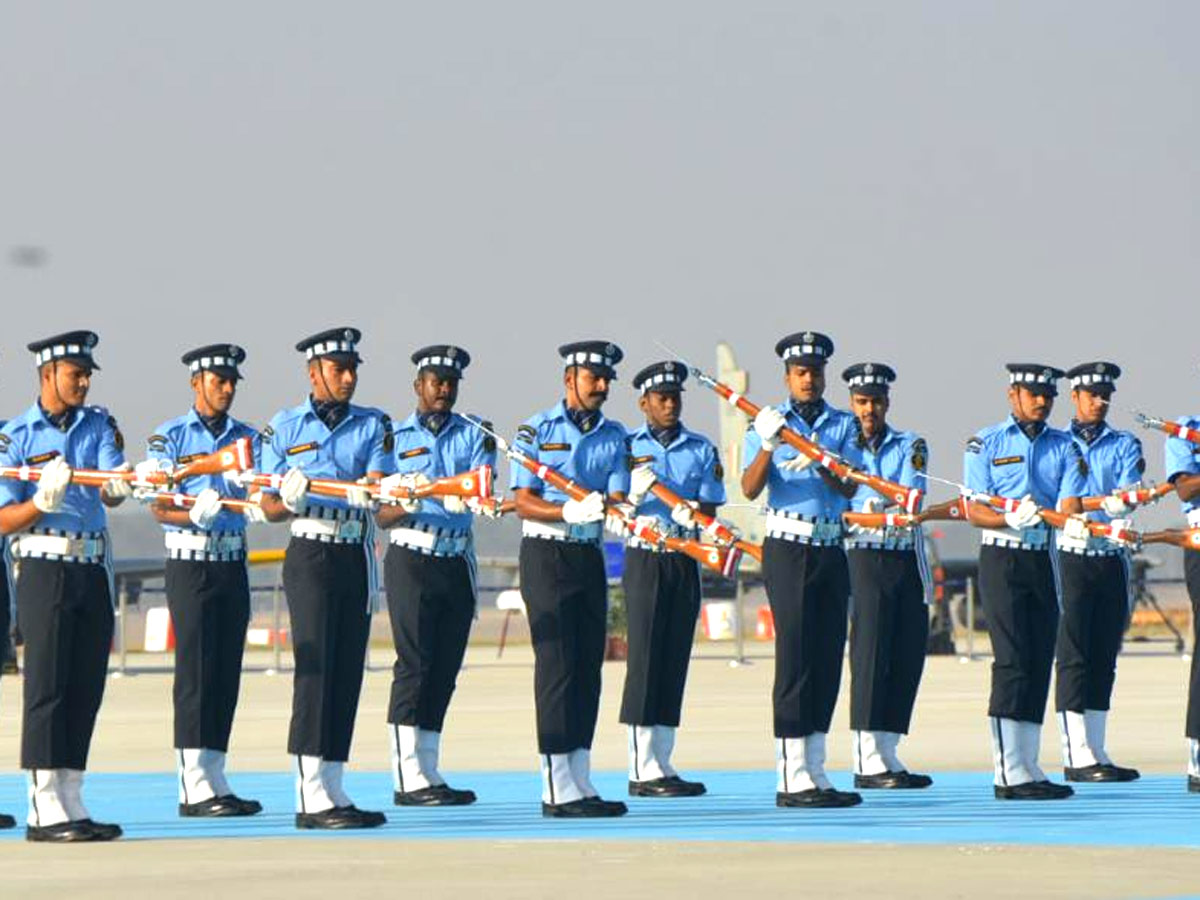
1101;494;1131;517
344;477;374;510
562;491;605;524
1003;495;1041;530
754;407;787;452
134;458;171;488
670;502;696;528
1107;517;1137;546
848;521;885;538
861;496;884;514
33;457;72;513
280;467;310;513
605;502;633;537
243;492;268;524
1062;515;1091;541
101;462;134;501
442;494;467;514
778;453;814;473
628;466;657;506
188;488;223;529
380;472;427;514
466;496;502;519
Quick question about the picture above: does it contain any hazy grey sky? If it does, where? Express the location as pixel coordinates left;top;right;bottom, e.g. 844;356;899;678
2;2;1198;550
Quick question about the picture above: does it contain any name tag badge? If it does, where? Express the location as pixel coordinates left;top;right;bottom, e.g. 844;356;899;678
400;446;431;460
286;441;320;456
540;442;572;452
992;455;1024;466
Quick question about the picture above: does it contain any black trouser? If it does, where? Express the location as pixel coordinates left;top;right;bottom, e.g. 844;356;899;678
0;561;12;665
284;538;370;761
519;538;607;754
978;545;1058;723
1054;552;1128;713
1184;551;1200;740
847;548;928;734
166;558;251;751
763;538;850;738
17;559;113;770
385;545;474;732
619;547;701;727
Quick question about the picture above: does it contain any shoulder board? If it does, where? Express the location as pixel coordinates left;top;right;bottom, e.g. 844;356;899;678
147;433;169;452
478;419;496;452
260;425;275;441
0;433;12;449
515;424;537;443
910;437;928;471
107;414;125;451
965;436;984;454
380;413;395;453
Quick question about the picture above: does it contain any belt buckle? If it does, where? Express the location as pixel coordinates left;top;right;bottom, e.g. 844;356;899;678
337;520;363;541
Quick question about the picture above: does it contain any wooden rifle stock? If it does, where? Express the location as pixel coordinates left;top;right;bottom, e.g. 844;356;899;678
1080;482;1173;511
688;369;923;513
249;464;495;505
841;496;970;530
148;491;258;513
646;482;763;563
970;493;1139;544
1141;528;1200;550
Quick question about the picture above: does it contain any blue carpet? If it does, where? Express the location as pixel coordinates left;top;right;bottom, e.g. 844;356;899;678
0;770;1197;846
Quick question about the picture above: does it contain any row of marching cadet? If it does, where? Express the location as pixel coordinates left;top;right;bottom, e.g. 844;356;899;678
1;326;1198;841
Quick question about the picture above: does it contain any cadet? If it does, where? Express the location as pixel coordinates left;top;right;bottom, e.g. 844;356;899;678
258;328;395;829
512;341;630;818
620;361;725;798
0;414;12;830
741;331;862;808
840;364;933;790
1053;363;1142;783
964;364;1088;800
375;345;496;806
0;331;132;841
144;344;264;816
1163;398;1200;793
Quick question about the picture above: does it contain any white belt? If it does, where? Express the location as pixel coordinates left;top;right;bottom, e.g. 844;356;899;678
1055;529;1121;557
291;517;365;543
165;531;246;554
764;512;842;545
12;533;106;562
981;526;1049;550
521;520;603;543
1188;510;1200;529
846;533;916;552
389;526;470;557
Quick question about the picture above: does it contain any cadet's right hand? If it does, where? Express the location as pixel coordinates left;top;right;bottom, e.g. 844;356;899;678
1101;494;1131;517
1003;495;1041;530
33;457;72;514
628;466;657;506
188;488;223;529
753;407;787;452
562;491;606;524
280;467;310;514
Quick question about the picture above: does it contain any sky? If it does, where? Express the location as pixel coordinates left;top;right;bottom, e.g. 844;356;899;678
2;2;1198;554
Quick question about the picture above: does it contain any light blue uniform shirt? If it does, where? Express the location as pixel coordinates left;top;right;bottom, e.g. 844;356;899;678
260;399;396;512
1165;415;1200;515
850;426;927;512
627;423;726;525
0;402;127;533
510;400;630;501
963;416;1088;509
392;411;498;531
1070;423;1144;522
741;400;860;519
146;408;262;533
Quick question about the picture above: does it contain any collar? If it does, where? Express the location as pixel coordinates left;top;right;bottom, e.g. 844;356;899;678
557;399;605;436
417;410;452;437
189;406;230;439
310;395;351;431
858;424;893;452
787;399;827;429
1009;414;1047;442
37;399;79;433
632;421;692;449
1070;419;1108;446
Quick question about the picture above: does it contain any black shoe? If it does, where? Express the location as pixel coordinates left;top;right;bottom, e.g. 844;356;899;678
776;788;862;808
994;780;1074;800
26;820;119;843
295;805;386;830
628;776;707;798
394;784;477;806
180;795;263;817
1188;775;1200;794
1064;763;1140;783
542;797;627;818
854;771;933;790
0;812;15;829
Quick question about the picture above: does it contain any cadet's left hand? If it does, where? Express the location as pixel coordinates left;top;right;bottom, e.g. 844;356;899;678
670;502;696;528
1106;517;1137;547
243;492;268;524
466;496;502;519
628;466;657;506
188;488;223;529
344;477;374;510
861;496;884;514
1101;494;1131;517
102;463;134;501
778;453;814;473
605;502;633;537
442;494;467;514
1062;515;1091;541
848;521;885;538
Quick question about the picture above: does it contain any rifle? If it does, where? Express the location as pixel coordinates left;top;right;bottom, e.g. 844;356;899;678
1135;412;1200;445
842;496;970;530
475;422;742;577
145;490;259;513
645;481;763;563
1080;482;1173;512
244;464;495;506
0;437;254;491
657;343;922;513
1141;528;1200;551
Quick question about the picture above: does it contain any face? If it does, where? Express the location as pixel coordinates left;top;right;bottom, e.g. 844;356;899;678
192;371;237;416
1072;388;1110;425
414;371;458;413
42;360;92;407
639;389;682;429
850;391;889;438
309;358;358;403
1008;385;1053;422
784;363;825;403
564;366;610;412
